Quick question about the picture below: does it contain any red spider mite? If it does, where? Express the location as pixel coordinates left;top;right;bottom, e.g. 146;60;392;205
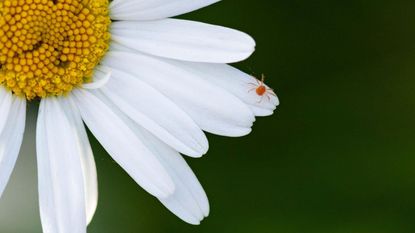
247;74;276;103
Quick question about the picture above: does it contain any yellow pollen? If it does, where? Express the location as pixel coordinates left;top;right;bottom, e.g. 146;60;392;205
0;0;111;100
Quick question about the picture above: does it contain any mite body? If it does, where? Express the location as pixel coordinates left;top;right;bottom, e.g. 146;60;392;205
248;74;276;103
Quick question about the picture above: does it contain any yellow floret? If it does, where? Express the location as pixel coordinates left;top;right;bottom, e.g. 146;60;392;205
0;0;111;100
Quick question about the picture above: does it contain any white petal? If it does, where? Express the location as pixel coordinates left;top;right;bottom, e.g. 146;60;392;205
122;118;209;225
0;94;26;197
82;66;111;90
110;0;220;21
248;105;276;117
111;19;255;63
60;98;98;225
156;148;209;225
160;61;279;116
36;98;86;233
101;68;208;157
71;89;175;198
102;51;255;137
0;87;13;134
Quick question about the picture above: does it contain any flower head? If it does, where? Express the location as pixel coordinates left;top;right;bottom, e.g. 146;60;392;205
0;0;279;232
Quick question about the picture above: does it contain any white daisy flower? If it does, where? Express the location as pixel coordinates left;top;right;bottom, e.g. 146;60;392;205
0;0;279;232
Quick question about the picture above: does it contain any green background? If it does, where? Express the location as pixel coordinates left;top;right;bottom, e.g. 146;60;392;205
2;0;415;232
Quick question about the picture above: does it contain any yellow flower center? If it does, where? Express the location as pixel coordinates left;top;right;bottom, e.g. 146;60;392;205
0;0;111;100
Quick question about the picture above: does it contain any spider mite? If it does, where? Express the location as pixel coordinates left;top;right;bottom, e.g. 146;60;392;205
247;74;276;103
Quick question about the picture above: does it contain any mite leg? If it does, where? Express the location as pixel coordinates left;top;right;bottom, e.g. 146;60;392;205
257;95;264;103
248;87;256;93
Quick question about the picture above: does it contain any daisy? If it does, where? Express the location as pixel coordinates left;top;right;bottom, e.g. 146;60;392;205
0;0;279;232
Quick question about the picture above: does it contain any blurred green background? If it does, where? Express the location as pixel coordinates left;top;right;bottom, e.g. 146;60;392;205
2;0;415;232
